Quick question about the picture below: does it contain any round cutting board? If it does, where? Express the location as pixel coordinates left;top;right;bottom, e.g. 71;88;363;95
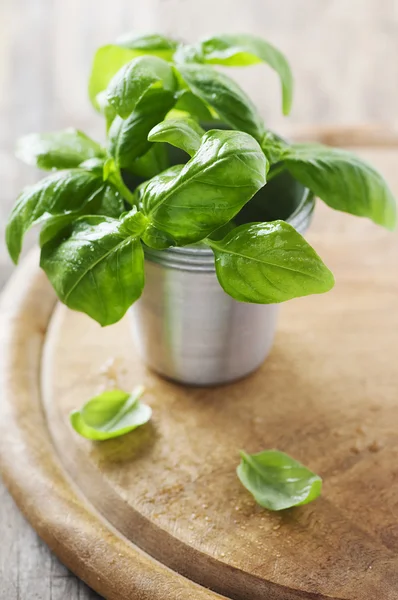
1;152;398;599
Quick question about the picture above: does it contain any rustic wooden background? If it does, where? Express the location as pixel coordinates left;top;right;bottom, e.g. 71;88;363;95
1;0;398;598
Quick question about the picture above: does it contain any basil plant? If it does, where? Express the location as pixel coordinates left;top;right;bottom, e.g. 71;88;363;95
7;32;396;326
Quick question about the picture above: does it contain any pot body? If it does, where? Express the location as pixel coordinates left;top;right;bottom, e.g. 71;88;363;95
130;190;314;386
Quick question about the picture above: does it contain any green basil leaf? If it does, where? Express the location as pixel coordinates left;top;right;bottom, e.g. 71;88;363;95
261;130;289;165
96;91;118;131
107;55;177;118
207;221;334;303
177;64;265;141
108;86;176;169
78;157;106;174
102;158;137;206
173;90;214;121
141;224;176;250
40;210;147;326
115;32;178;56
89;34;177;111
283;144;397;230
89;45;141;111
237;449;322;511
129;144;169;179
140;130;267;245
70;386;151;441
207;220;237;241
38;184;125;246
148;118;204;157
16;129;105;170
6;169;105;263
196;34;294;115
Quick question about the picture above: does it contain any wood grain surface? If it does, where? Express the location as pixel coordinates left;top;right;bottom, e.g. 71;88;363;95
2;0;398;598
1;164;398;599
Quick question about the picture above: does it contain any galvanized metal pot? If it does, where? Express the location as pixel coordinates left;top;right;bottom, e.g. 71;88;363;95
129;178;315;386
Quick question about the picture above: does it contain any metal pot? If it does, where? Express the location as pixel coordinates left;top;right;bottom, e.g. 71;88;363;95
129;179;315;386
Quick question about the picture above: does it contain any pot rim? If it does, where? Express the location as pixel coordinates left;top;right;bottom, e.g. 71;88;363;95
144;187;315;271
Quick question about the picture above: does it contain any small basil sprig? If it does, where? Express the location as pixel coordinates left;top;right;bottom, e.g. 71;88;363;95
206;221;334;303
16;128;105;170
70;386;151;440
237;449;322;511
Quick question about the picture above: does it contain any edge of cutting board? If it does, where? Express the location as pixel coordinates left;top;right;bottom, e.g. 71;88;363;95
0;249;227;600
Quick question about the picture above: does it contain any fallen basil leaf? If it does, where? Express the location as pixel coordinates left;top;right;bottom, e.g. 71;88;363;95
194;34;294;115
6;169;106;263
89;34;178;111
283;144;397;230
237;449;322;511
16;128;105;170
140;130;267;245
70;386;151;440
108;86;176;169
107;55;177;118
40;210;147;326
148;118;204;157
207;221;334;303
177;63;265;142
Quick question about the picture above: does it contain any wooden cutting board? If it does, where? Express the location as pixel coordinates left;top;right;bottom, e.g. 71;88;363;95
1;148;398;600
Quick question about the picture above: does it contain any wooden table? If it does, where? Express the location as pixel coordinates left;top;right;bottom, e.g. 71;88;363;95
1;1;398;598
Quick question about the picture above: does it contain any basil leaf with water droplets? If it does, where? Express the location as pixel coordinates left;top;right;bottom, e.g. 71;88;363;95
70;386;151;441
140;130;267;245
237;449;322;511
38;184;125;247
6;169;107;264
207;221;334;303
40;210;147;326
107;55;177;118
